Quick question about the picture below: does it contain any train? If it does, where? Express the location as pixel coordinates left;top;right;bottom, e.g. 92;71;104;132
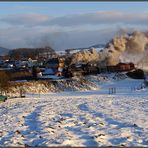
63;62;135;78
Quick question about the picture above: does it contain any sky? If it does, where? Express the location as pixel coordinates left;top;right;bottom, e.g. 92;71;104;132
0;2;148;51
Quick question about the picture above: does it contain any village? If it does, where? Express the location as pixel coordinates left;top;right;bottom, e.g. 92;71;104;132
0;46;146;81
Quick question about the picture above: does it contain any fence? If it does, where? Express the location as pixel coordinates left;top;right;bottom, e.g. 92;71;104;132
109;88;116;94
12;82;147;98
108;83;145;95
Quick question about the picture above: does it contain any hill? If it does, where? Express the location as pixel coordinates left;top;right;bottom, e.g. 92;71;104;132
0;46;11;56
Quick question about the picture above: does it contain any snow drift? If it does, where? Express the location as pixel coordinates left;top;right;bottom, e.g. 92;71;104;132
7;78;98;97
6;73;130;97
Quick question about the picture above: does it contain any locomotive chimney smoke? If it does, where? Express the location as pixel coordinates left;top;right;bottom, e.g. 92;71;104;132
102;31;148;65
70;48;99;64
69;31;148;66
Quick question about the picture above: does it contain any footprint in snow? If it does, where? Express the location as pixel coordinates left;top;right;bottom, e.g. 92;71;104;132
78;103;89;112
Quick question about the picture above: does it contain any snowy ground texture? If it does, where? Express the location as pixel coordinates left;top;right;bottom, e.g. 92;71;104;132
0;74;148;147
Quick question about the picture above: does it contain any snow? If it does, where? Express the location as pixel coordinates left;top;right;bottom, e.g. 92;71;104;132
0;74;148;147
95;47;104;52
40;75;64;79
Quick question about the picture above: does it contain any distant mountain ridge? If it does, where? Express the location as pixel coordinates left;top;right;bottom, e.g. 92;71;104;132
66;44;105;51
0;46;11;56
89;44;105;49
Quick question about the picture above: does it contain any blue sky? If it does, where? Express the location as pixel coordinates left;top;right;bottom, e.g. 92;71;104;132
0;2;148;15
0;2;148;50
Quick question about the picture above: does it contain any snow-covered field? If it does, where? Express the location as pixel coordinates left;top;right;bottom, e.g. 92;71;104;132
0;74;148;147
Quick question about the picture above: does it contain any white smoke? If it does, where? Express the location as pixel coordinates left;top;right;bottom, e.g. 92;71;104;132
70;48;99;64
100;31;148;65
69;31;148;66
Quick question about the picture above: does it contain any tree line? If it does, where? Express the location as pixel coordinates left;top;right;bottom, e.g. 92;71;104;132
9;46;56;60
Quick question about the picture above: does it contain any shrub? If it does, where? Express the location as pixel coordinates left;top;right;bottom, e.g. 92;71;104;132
0;71;10;95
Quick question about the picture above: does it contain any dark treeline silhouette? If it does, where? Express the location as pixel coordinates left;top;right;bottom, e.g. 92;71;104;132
9;46;56;60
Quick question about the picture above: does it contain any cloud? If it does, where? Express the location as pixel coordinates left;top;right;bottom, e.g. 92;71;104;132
0;14;50;27
0;26;116;50
1;11;148;27
0;11;148;50
0;24;147;50
48;11;148;26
